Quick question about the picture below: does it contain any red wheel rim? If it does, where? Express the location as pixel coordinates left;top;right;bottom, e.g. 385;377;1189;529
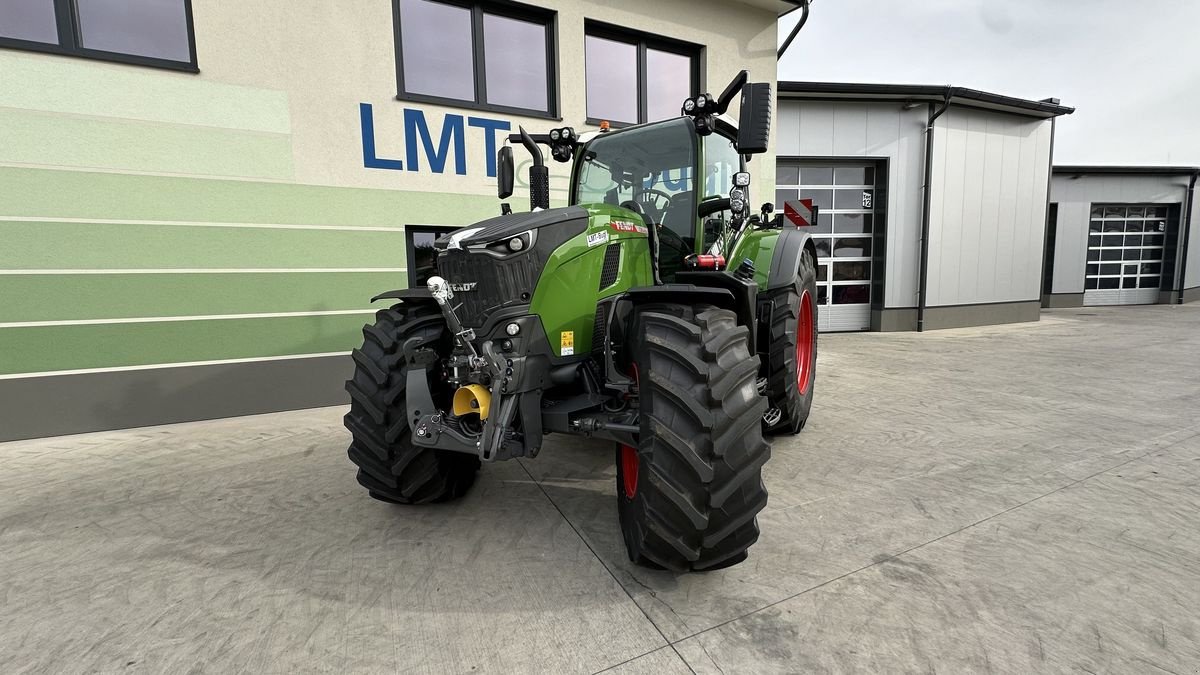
796;290;814;395
620;362;640;499
620;444;639;498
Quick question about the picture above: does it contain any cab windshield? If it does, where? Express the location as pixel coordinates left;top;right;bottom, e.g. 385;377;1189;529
573;118;698;259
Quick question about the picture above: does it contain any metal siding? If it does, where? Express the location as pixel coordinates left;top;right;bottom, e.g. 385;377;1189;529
777;101;927;309
927;109;1052;306
1050;174;1193;294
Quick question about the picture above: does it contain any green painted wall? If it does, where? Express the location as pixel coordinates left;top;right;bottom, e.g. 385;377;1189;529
0;167;500;376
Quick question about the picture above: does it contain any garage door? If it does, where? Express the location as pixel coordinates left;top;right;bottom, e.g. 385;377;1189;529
776;164;875;331
1084;204;1169;306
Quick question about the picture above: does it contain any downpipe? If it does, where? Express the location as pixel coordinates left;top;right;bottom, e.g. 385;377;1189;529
916;88;953;332
1177;171;1198;303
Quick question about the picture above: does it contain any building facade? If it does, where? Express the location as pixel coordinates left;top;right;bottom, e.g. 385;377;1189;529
0;0;792;440
1046;166;1199;308
776;83;1072;331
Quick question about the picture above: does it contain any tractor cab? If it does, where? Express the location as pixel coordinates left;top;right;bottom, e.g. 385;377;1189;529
496;70;773;281
570;117;748;281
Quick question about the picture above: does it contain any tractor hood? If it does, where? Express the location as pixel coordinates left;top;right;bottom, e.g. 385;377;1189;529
436;206;589;249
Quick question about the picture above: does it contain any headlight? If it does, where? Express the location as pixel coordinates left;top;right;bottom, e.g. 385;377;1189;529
550;129;561;141
683;98;696;112
483;230;533;256
731;198;746;213
730;187;746;202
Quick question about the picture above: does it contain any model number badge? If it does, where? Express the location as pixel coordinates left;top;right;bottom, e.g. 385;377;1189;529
560;331;574;356
586;231;609;247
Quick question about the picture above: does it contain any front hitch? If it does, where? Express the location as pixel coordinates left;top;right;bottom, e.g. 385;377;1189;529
409;276;532;462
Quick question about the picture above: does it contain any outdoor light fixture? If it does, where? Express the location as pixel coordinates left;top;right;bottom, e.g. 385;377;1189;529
505;322;521;336
507;236;525;252
734;171;751;187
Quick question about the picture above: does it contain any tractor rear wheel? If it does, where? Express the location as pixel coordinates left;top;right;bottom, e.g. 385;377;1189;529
344;303;480;504
616;304;771;571
763;248;818;435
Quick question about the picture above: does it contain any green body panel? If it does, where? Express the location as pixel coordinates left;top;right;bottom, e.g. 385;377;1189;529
529;203;653;357
727;228;780;290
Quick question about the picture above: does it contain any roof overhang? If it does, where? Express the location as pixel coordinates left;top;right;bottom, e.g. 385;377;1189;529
731;0;806;17
1053;165;1200;176
778;81;1075;119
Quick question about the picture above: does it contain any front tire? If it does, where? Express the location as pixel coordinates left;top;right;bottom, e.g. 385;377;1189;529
616;304;771;572
344;303;480;504
763;248;818;435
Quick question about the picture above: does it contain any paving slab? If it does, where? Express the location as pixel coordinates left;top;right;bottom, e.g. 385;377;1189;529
0;412;665;674
0;304;1198;672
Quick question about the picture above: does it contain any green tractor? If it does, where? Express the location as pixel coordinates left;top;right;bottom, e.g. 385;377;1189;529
344;71;818;571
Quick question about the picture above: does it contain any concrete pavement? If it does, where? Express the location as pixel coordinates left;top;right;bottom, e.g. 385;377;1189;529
2;304;1199;673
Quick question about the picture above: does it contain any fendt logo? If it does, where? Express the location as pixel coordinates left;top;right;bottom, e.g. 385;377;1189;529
359;103;510;177
449;282;478;292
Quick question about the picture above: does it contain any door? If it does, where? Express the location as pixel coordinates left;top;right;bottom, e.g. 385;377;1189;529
1083;204;1170;306
776;164;875;331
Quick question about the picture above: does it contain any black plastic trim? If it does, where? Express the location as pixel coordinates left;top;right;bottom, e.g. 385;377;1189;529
766;227;815;290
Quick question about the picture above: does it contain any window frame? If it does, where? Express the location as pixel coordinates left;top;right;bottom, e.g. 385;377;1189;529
0;0;198;72
583;20;703;127
392;0;560;120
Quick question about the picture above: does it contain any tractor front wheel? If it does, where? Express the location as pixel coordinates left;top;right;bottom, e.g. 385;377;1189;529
344;303;480;504
763;248;818;435
616;304;771;571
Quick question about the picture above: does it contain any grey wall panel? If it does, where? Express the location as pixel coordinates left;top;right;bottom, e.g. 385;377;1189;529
1049;174;1192;295
926;108;1053;307
0;355;352;442
778;100;927;309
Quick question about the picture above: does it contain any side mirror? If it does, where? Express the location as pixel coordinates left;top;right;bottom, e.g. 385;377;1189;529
497;146;514;200
737;82;772;155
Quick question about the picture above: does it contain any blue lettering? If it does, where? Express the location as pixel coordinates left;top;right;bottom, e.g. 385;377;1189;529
405;109;466;175
359;103;404;171
468;116;511;178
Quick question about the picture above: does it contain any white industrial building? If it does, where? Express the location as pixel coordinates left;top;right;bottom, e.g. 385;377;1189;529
1046;166;1199;307
776;82;1073;331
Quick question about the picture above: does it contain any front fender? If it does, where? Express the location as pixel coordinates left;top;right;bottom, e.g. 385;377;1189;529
370;287;434;304
766;227;816;290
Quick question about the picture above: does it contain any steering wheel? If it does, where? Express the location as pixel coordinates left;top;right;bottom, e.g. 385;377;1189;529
635;189;673;226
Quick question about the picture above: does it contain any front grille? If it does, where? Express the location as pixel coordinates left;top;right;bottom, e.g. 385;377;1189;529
437;249;538;327
598;243;621;290
591;302;609;357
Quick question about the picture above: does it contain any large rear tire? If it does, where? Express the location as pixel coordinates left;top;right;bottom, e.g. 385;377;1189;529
616;304;771;572
763;248;818;435
344;303;480;504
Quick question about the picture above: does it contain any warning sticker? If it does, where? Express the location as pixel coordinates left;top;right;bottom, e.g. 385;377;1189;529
560;331;575;356
586;231;609;247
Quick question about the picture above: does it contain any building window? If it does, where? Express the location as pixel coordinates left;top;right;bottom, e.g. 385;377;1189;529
584;21;700;126
393;0;557;118
0;0;197;71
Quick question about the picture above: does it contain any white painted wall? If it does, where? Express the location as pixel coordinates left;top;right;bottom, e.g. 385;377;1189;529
1049;173;1193;295
926;108;1053;307
191;0;780;200
775;100;928;309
